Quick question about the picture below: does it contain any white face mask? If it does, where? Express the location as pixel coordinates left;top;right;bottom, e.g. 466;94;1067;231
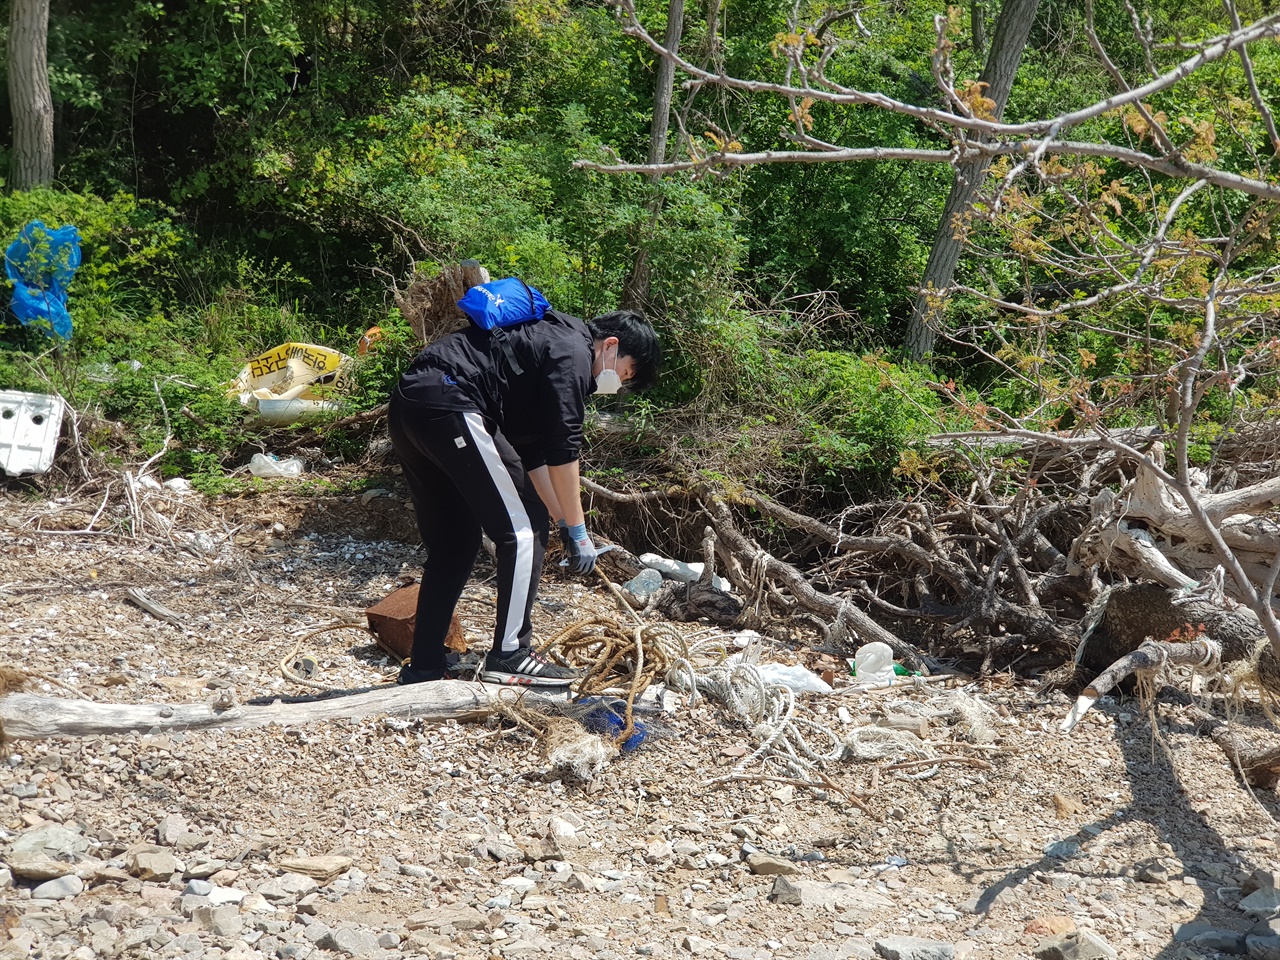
593;345;623;395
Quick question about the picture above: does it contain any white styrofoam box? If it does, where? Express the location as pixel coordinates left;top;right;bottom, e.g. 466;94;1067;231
0;390;64;476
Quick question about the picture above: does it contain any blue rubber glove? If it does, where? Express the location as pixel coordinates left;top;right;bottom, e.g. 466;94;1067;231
557;518;574;556
565;522;599;575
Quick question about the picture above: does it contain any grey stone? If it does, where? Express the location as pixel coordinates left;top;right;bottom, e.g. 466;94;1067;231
1252;919;1280;938
1136;859;1175;883
184;879;214;897
318;926;384;957
672;839;702;859
1246;870;1280;895
769;876;803;906
1241;888;1280;917
167;933;204;956
30;874;84;900
175;832;209;853
11;823;90;860
785;882;894;916
377;931;401;949
303;922;333;944
156;814;190;846
1188;930;1247;954
682;936;717;955
1174;922;1216;942
1032;931;1118;960
1042;841;1083;860
184;856;229;879
481;841;523;862
279;943;313;959
873;937;954;960
1248;935;1280;960
193;904;243;938
180;894;212;917
258;873;320;901
406;904;488;931
209;884;247;906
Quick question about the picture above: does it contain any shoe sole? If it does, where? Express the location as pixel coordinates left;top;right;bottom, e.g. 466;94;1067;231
479;670;575;688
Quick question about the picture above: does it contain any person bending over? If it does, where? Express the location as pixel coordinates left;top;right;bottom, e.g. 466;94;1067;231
387;307;660;686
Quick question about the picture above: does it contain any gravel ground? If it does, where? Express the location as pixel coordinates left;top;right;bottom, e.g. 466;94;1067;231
2;482;1279;960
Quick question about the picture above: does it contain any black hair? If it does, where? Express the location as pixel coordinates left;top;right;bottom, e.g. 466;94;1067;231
587;310;661;392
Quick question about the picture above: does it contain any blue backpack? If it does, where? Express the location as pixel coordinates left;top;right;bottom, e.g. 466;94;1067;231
457;277;551;375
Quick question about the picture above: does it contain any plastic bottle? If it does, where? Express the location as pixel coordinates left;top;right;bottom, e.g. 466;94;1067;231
853;641;897;687
249;453;304;478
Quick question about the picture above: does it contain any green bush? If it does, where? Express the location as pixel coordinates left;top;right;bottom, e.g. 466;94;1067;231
786;350;944;488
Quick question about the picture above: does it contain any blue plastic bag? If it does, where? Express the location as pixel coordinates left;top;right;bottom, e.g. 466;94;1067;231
4;221;81;341
456;277;550;331
577;697;649;753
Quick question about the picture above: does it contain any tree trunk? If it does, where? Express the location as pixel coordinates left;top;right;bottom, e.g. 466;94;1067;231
622;0;686;311
8;0;55;190
972;1;986;58
904;0;1039;359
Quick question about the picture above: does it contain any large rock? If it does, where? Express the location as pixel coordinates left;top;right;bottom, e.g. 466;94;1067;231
746;853;800;876
4;853;76;881
874;937;955;960
125;846;180;881
1240;887;1280;918
31;874;84;900
1032;931;1118;960
156;813;190;846
257;872;320;901
317;926;383;957
405;904;489;931
10;824;90;860
276;855;352;883
780;881;894;916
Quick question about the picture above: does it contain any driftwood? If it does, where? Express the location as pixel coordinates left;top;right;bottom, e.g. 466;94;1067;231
124;588;184;627
1072;443;1280;600
1079;582;1279;691
0;682;561;741
1060;638;1221;733
1186;704;1280;790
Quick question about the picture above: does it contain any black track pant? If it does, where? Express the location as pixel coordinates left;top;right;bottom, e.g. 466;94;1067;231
387;387;549;674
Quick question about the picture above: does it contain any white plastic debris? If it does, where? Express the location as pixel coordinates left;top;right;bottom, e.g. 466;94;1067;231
249;453;304;478
639;553;731;593
0;391;64;476
853;641;897;688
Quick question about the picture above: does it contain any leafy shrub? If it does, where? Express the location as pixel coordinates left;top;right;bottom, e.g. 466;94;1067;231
785;350;944;488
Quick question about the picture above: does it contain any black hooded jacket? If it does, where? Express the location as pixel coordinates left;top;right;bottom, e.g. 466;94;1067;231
396;309;595;469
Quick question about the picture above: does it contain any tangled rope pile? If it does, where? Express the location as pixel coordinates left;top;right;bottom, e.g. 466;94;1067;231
666;637;850;791
542;616;688;744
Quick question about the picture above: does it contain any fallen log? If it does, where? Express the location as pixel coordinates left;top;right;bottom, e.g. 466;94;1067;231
0;681;562;741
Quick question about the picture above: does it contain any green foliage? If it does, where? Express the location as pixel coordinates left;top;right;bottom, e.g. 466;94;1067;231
785;351;944;487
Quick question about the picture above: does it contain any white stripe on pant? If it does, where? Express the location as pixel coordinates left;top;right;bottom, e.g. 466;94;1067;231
463;411;535;653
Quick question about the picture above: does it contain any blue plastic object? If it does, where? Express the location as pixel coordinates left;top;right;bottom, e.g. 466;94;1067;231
456;277;550;331
577;697;649;753
4;221;81;340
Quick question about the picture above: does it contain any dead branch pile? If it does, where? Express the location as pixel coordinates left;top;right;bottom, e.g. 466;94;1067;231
393;260;489;346
582;431;1280;693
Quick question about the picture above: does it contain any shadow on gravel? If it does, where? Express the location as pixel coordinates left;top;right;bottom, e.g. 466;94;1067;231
964;694;1279;958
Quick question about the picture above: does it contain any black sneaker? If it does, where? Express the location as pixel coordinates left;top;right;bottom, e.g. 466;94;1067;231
480;647;579;687
396;654;465;685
